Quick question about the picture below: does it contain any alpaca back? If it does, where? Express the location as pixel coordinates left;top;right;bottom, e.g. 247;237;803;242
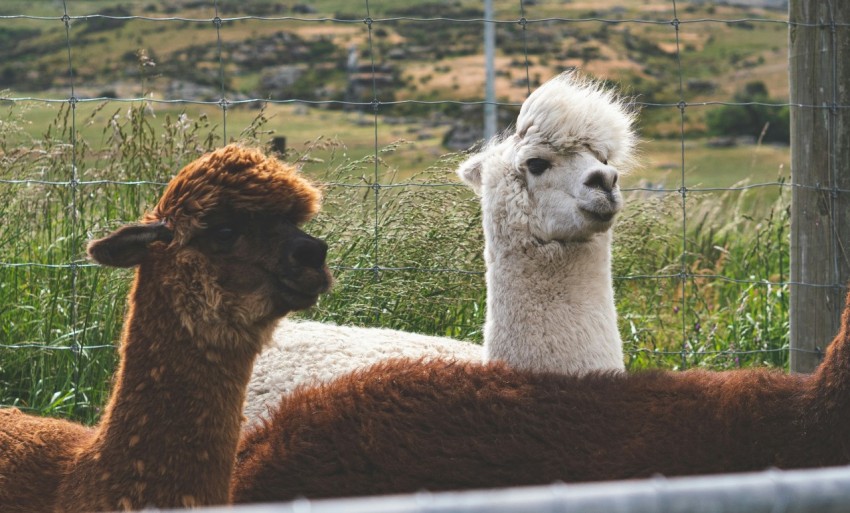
232;359;815;503
244;320;482;424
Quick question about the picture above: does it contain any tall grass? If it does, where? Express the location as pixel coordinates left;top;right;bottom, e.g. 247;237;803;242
615;185;790;370
0;102;790;424
0;100;228;421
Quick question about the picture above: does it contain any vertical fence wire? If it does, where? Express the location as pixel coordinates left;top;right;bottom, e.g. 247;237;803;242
60;0;82;412
518;1;531;95
364;0;382;323
669;0;689;368
213;1;226;142
827;0;842;312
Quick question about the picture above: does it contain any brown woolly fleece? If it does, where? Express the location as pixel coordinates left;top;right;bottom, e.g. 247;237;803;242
0;144;329;512
231;293;850;503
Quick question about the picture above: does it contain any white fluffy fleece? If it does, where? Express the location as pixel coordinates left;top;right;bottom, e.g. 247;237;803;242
243;319;482;424
456;71;637;375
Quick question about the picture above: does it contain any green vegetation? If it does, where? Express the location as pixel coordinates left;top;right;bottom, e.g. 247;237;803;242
615;185;789;370
0;0;794;424
706;81;790;144
0;101;231;422
1;100;790;424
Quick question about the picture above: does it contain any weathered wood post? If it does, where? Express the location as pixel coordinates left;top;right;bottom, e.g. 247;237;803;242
789;0;850;372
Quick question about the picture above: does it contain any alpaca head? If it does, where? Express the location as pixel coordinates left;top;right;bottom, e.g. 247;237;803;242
87;145;331;338
458;71;637;245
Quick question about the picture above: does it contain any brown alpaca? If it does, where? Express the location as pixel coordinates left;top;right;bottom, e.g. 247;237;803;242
230;296;850;503
0;145;330;512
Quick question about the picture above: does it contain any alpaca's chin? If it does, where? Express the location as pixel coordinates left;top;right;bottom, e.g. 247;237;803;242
533;218;613;246
273;266;332;312
578;210;617;234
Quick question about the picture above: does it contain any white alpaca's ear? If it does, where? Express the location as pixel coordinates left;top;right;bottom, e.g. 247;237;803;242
456;153;485;196
87;222;174;268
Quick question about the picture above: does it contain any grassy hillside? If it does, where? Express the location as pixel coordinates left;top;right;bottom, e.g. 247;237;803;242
0;0;792;188
0;1;789;111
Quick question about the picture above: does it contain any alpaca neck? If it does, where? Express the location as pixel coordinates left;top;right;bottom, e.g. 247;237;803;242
71;261;268;510
483;230;624;374
808;318;850;439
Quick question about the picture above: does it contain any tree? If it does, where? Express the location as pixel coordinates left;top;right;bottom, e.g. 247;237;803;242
706;81;790;144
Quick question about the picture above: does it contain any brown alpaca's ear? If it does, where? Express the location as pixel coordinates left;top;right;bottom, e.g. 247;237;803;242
87;222;173;268
457;152;484;196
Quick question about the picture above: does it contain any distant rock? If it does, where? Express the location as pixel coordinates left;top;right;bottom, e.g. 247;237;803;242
260;65;306;96
443;123;482;151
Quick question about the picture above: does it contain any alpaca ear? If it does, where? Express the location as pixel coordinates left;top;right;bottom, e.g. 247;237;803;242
87;222;174;268
456;153;484;196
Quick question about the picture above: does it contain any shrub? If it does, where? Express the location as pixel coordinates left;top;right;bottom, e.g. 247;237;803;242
706;81;790;144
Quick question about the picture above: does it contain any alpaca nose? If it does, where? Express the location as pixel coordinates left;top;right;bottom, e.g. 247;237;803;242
583;168;618;195
288;235;328;269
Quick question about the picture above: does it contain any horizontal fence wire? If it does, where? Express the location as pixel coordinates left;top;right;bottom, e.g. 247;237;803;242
2;12;848;27
2;95;848;111
0;1;843;390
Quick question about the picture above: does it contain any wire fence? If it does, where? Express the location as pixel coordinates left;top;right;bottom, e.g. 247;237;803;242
0;0;845;416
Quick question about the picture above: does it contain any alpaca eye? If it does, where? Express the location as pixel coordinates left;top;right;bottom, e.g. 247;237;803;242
213;226;238;245
584;144;608;165
526;158;551;176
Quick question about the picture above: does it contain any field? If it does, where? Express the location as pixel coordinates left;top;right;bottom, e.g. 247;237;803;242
0;0;795;423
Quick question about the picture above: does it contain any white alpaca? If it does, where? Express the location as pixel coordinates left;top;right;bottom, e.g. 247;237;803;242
456;71;636;374
243;71;636;424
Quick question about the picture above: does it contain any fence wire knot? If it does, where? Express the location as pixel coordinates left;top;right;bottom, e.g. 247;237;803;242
67;96;78;107
671;17;680;29
212;16;222;29
518;17;528;28
61;14;70;27
363;17;373;28
218;97;229;110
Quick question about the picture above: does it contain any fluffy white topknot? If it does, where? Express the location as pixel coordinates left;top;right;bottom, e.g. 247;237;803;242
515;71;637;171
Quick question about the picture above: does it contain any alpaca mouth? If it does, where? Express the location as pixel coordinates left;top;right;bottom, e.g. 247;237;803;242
580;208;616;224
279;266;333;301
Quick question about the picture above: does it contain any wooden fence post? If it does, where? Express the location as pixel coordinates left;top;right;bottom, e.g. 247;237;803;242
789;0;850;373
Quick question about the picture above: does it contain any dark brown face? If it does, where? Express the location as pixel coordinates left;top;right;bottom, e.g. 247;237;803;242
191;210;332;320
